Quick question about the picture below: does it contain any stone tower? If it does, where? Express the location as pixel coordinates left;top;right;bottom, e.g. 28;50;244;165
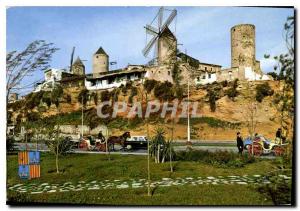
158;27;177;65
231;24;262;79
93;47;109;77
72;57;85;75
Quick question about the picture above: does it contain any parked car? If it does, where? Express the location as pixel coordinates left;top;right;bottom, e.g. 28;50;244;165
125;136;148;150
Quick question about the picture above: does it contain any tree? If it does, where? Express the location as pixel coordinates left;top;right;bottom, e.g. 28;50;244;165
150;127;173;163
6;40;59;103
78;88;89;107
244;82;258;156
45;124;72;173
255;82;274;102
264;16;294;144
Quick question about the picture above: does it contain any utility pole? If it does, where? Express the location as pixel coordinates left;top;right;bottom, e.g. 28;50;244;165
81;96;84;138
186;48;191;144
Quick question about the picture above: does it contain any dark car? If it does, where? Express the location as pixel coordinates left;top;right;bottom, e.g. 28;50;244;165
124;136;148;150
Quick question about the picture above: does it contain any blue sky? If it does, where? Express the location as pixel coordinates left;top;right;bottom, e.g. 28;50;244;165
7;6;294;95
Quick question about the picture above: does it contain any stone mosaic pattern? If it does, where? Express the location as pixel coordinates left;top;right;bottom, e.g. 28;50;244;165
8;174;291;195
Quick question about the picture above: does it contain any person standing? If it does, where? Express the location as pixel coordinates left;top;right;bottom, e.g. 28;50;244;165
98;130;105;143
275;128;282;144
236;132;244;154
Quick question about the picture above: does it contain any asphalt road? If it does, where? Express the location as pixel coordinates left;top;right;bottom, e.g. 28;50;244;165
14;142;238;154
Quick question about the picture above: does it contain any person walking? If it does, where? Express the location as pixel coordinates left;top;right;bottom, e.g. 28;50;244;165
236;132;244;155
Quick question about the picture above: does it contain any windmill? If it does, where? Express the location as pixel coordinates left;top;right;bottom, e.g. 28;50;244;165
142;7;177;65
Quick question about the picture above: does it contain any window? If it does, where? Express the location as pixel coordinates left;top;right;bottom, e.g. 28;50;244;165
202;75;206;79
96;56;99;58
205;67;207;71
208;73;211;79
168;71;170;75
197;77;200;81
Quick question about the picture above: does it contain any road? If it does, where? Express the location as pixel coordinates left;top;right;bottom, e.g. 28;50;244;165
14;142;238;154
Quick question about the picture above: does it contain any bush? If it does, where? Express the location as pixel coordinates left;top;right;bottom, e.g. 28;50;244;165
154;81;174;101
26;112;41;122
226;79;239;100
51;85;63;107
178;117;241;129
174;86;184;100
78;89;89;106
110;88;120;102
257;172;292;205
65;94;72;104
174;150;255;168
121;81;133;94
6;136;16;152
221;80;228;87
256;82;274;102
208;90;216;112
129;86;138;103
100;90;111;102
25;92;42;109
84;109;101;129
144;79;158;93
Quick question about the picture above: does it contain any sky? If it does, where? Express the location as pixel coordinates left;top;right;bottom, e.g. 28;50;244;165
6;6;294;95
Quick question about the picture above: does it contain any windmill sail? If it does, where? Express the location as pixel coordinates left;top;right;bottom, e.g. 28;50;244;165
142;36;158;57
142;7;177;61
69;47;75;73
160;10;177;33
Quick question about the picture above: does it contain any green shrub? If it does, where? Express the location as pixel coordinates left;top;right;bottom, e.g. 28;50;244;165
178;117;241;129
174;150;255;168
208;90;216;112
221;80;228;87
78;89;89;106
121;81;133;94
26;112;41;122
51;85;63;107
110;88;120;102
100;90;111;102
6;136;16;152
65;94;72;104
154;81;174;101
257;172;292;205
144;79;158;93
226;79;239;100
255;82;274;102
129;86;138;103
84;109;101;129
25;92;41;109
174;86;184;100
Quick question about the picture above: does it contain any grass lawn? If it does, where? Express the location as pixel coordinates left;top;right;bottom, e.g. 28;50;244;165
7;153;277;205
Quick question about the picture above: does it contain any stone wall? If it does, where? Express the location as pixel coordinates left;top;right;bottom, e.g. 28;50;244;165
93;54;109;77
231;24;256;71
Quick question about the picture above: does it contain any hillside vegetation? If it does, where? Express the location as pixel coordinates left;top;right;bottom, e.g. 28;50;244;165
7;80;291;140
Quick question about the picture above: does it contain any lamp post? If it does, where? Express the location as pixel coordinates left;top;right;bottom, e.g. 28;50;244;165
185;48;191;145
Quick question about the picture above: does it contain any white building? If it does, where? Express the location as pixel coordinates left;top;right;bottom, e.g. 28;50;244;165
34;68;72;92
244;67;272;81
85;65;146;91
